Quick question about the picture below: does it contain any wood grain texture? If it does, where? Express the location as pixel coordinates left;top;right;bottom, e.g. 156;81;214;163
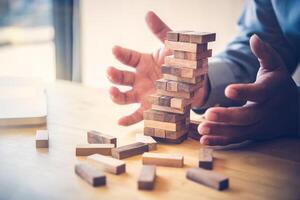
75;163;106;187
186;168;229;191
174;49;212;61
138;165;156;190
161;65;208;79
153;133;188;144
163;74;205;84
178;32;216;43
135;134;157;151
142;152;184;168
143;109;189;123
87;154;126;175
167;30;192;41
152;104;190;114
75;144;115;156
165;40;208;53
144;119;187;132
111;142;149;159
36;130;49;148
165;56;208;69
198;148;213;170
87;130;117;147
157;89;195;99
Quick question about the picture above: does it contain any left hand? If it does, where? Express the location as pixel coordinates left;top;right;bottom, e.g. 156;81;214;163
198;34;299;146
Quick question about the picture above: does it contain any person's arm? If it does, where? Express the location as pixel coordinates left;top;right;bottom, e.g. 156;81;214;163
197;0;298;110
298;87;300;136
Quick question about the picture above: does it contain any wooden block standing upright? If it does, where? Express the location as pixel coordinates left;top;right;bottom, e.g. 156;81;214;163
138;165;156;190
87;154;126;175
198;148;213;170
87;130;117;147
111;142;149;159
142;152;184;168
186;167;229;190
36;130;49;148
75;163;106;187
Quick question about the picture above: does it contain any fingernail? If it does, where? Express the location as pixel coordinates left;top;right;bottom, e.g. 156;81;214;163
229;88;239;98
208;112;218;121
202;138;210;145
200;126;210;135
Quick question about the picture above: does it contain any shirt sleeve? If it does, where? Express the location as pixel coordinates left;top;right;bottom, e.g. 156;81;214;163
195;0;298;110
298;87;300;136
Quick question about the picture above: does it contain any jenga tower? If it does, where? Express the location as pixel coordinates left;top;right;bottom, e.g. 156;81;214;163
143;31;216;143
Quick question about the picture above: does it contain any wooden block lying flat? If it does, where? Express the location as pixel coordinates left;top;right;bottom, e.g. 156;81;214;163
157;89;195;99
166;80;203;93
154;128;166;138
143;109;189;123
163;74;205;84
174;49;212;61
165;56;208;69
135;134;157;151
155;79;168;90
144;127;155;136
165;40;208;53
144;119;187;132
148;94;171;107
76;144;115;156
186;168;229;190
144;127;188;139
165;128;188;139
142;152;184;167
87;154;125;174
138;165;156;190
36;130;49;148
178;32;216;43
154;133;187;144
87;130;117;147
167;30;192;41
161;65;208;79
152;104;191;115
75;163;106;187
111;142;149;159
199;148;213;170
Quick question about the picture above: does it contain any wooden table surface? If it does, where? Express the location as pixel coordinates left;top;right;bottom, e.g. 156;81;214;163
0;81;300;200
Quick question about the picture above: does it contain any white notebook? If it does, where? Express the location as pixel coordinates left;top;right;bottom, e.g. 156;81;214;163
0;77;47;126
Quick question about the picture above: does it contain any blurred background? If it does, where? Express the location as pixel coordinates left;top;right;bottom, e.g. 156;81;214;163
0;0;245;88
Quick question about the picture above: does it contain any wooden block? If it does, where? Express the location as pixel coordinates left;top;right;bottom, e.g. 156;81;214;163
170;97;191;109
186;168;229;190
174;49;212;61
144;127;155;136
154;133;187;144
87;130;117;147
148;94;171;107
142;152;184;168
75;163;106;187
167;30;192;41
166;80;203;93
178;32;216;43
143;109;189;122
36;130;49;148
155;79;167;90
152;104;190;114
157;89;195;99
163;73;204;84
87;154;126;175
111;142;149;159
135;134;157;151
144;119;187;132
165;40;208;53
199;148;213;170
165;56;208;69
188;120;201;141
148;94;192;110
179;32;192;42
161;65;208;79
165;128;188;140
76;144;115;156
154;128;166;138
138;165;156;190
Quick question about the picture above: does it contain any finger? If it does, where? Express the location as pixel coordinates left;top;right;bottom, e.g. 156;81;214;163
225;82;269;103
205;106;259;125
145;11;171;43
112;46;141;68
107;66;135;86
109;87;138;105
118;107;144;126
200;135;243;146
250;34;285;70
198;121;252;138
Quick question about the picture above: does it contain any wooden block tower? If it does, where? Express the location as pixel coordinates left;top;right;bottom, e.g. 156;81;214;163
143;31;216;143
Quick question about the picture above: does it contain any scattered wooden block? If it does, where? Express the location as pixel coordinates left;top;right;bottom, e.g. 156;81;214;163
163;73;204;84
75;163;106;187
167;30;192;41
135;134;157;151
143;109;189;123
186;168;229;190
144;119;187;132
87;154;126;174
75;144;115;156
165;56;208;69
161;65;208;79
165;40;208;53
174;49;212;61
87;130;117;147
199;148;213;170
36;130;49;148
138;165;156;190
157;89;195;99
111;142;149;159
154;133;187;144
142;152;184;167
178;32;216;43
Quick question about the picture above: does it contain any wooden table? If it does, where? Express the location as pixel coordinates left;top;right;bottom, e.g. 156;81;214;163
0;81;299;200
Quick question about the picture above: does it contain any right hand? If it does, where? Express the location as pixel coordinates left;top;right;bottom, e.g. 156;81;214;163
107;11;210;126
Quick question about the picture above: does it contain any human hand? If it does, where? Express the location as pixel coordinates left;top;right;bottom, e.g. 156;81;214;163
198;34;299;145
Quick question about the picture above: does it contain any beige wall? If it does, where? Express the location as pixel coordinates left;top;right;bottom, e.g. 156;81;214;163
81;0;244;88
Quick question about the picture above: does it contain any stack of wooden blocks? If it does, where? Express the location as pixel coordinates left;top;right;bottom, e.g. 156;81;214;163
144;31;216;143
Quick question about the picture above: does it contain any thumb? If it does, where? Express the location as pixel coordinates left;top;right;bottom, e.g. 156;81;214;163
250;34;285;70
145;11;171;43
